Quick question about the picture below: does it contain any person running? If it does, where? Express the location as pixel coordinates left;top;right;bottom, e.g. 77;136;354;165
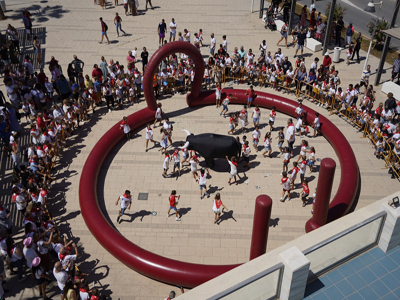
252;125;261;152
115;190;132;223
162;152;170;177
119;116;131;140
262;132;272;158
213;193;228;224
239;105;248;133
145;124;156;151
280;171;291;202
276;127;285;157
153;102;163;127
114;13;126;37
167;190;181;221
189;155;199;182
172;149;181;177
220;94;237;117
226;156;238;185
242;141;251;168
301;179;310;207
269;106;276;132
199;168;210;199
99;17;110;45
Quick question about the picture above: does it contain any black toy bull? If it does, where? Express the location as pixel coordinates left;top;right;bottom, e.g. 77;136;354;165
180;130;242;168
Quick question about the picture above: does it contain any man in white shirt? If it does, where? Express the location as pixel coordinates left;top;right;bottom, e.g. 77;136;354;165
210;33;216;55
222;35;227;52
310;57;319;72
285;118;295;157
274;48;285;65
53;262;68;295
23;237;38;269
169;18;177;42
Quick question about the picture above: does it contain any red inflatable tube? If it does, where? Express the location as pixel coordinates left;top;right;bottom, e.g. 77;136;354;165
79;41;358;288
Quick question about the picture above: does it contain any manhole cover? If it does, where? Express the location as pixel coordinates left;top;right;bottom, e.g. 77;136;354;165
152;211;157;216
138;193;148;200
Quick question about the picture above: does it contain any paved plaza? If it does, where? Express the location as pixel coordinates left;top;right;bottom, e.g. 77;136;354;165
1;0;399;299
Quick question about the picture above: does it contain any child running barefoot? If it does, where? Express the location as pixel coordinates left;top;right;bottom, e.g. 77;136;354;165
242;141;251;169
228;112;238;134
262;132;272;158
199;168;210;199
172;149;181;177
160;128;169;154
297;140;308;163
153;102;163;128
119;116;131;140
290;162;300;189
301;179;310;207
226;156;238;185
179;142;189;166
189;155;199;182
145;123;156;151
307;146;316;172
280;172;291;202
251;104;261;127
276;128;285;157
311;112;321;137
167;190;181;221
215;83;222;108
252;125;261;152
282;147;290;173
162;152;170;177
269;106;276;132
213;193;228;224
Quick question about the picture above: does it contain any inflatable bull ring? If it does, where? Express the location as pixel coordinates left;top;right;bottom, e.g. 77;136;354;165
79;42;359;288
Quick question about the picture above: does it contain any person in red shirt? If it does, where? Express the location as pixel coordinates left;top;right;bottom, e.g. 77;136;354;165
36;113;46;133
323;52;332;70
167;190;181;221
91;64;103;83
245;85;257;108
301;179;310;207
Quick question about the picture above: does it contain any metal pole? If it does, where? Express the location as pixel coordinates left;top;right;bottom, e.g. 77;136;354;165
288;0;297;35
252;0;254;13
363;5;382;78
375;0;400;85
249;195;272;260
305;158;336;233
322;0;336;55
259;0;265;18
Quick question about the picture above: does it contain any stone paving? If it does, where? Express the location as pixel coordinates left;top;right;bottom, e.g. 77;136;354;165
0;0;399;299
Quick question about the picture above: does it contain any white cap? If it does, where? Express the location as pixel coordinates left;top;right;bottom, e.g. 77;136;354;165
325;52;329;56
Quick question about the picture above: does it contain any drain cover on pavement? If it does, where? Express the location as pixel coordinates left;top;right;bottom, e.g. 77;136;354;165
138;193;148;200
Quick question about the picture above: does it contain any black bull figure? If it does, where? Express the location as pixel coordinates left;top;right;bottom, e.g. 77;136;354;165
180;130;242;168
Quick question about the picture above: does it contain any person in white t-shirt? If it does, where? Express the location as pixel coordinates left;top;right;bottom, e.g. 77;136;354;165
222;35;227;52
183;29;190;42
189;155;199;182
145;124;156;152
172;149;181;177
251;104;261;127
226;156;238;185
210;33;216;55
252;125;261;152
198;168;210;199
169;18;177;42
115;190;132;223
119;116;131;140
53;261;68;295
311;112;320;137
285;118;295;157
153;102;163;127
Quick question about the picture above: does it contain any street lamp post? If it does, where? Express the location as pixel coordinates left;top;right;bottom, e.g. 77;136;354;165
362;1;383;76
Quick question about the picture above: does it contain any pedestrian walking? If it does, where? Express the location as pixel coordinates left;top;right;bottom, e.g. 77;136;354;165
277;21;289;48
33;36;42;65
145;0;154;10
99;17;110;44
114;13;126;37
344;22;354;48
213;193;228;224
167;190;181;221
335;16;344;47
115;190;132;223
351;32;362;63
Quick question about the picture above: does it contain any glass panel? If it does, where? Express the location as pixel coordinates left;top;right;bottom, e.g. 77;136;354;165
218;267;281;300
306;216;384;277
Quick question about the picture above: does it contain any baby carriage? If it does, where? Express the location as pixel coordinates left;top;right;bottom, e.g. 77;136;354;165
264;7;277;31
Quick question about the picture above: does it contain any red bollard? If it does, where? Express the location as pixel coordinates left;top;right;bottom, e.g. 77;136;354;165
249;195;273;260
305;158;336;233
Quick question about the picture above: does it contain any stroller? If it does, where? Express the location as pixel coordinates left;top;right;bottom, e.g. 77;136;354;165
264;6;277;31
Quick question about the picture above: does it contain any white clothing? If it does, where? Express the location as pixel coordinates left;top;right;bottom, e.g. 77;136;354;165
198;173;207;185
54;268;69;291
169;22;177;34
163;156;169;169
23;247;38;269
119;195;132;209
285;125;295;142
228;161;237;175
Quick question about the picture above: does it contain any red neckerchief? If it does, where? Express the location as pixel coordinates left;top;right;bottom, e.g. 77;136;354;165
287;123;294;128
173;149;179;158
121;120;127;126
231;161;237;167
215;200;222;209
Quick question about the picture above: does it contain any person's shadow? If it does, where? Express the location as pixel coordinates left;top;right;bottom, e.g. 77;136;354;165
269;217;279;227
119;210;152;223
178;207;191;218
216;209;237;225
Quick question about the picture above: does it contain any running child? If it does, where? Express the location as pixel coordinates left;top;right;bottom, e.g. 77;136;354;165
239;105;248;133
307;146;316;172
172;149;181;177
213;193;228;224
242;141;251;169
215;83;222;108
119;116;131;140
276;128;285;157
262;132;272;158
228;112;238;134
115;190;132;223
290;162;300;189
245;85;257;108
295;115;304;137
280;172;291;202
226;156;238;185
160;128;169;154
162;152;170;177
179;142;190;165
145;123;156;151
301;179;309;207
252;125;261;152
269;106;276;131
282;147;290;173
221;94;237;117
199;168;210;199
198;29;204;46
311;112;320;137
167;190;181;221
189;155;199;182
299;155;307;184
297;140;308;163
251;104;261;127
153;102;163;127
